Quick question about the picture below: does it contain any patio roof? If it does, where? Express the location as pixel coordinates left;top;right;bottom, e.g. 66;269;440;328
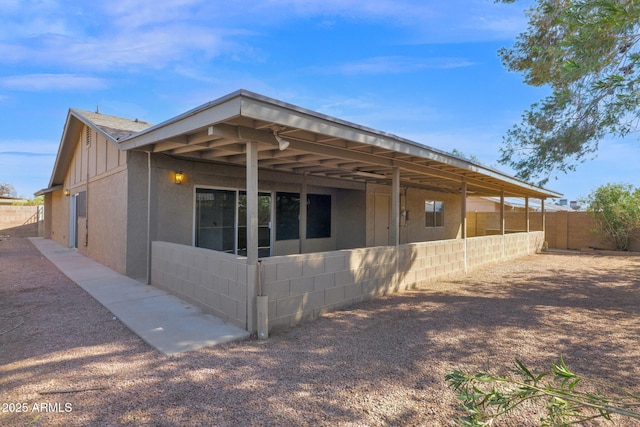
114;89;560;199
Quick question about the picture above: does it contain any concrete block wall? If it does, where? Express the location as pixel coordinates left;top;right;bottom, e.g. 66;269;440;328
504;232;542;259
151;241;248;329
466;235;504;269
150;231;545;334
261;239;468;332
0;206;43;237
545;212;639;251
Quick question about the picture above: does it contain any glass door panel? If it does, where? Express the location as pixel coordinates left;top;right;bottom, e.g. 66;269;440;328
238;192;272;257
195;189;236;253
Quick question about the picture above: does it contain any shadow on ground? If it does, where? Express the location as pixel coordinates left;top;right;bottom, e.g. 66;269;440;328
1;240;639;426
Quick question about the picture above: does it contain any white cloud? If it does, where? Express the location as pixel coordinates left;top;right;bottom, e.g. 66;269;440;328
323;56;475;75
0;74;107;91
0;0;531;73
0;138;58;154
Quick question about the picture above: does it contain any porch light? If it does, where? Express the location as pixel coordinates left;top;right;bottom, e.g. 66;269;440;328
175;171;184;185
272;128;291;151
64;189;70;197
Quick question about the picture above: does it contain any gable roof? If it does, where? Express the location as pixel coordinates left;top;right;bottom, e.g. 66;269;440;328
37;109;153;193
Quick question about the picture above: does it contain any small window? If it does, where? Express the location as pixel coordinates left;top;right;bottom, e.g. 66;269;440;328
306;194;331;238
76;191;87;217
276;192;300;240
425;200;444;227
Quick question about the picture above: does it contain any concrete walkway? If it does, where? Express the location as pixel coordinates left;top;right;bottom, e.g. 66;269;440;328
29;238;250;355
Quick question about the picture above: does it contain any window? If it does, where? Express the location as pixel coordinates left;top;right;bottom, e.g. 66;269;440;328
195;189;236;253
196;188;273;257
276;192;300;241
275;192;332;240
306;194;331;238
425;200;444;227
76;191;87;217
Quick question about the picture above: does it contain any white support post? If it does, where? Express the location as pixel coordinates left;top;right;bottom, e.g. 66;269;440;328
391;167;400;246
525;196;530;254
300;173;307;254
541;198;546;234
500;190;506;259
461;182;467;273
246;141;259;335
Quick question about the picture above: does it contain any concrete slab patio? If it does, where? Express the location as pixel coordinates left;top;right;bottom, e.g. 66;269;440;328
29;237;250;355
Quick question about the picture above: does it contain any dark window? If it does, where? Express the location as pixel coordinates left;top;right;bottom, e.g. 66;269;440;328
195;189;236;253
276;192;300;241
425;200;444;228
238;192;272;257
306;194;331;238
76;191;87;217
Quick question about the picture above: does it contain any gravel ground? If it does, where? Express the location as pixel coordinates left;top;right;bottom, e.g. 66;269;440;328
1;237;639;426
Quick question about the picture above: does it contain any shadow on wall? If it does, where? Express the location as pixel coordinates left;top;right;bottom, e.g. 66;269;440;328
0;223;39;238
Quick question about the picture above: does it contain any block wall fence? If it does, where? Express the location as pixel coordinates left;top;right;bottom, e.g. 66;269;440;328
151;231;544;333
0;205;43;237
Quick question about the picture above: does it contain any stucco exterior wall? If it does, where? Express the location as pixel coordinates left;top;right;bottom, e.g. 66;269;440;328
149;155;367;256
50;189;69;246
48;125;129;273
126;151;150;278
335;188;366;250
365;184;463;247
85;169;128;274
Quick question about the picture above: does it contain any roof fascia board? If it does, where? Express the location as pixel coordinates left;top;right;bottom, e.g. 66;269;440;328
117;95;243;150
34;185;62;196
239;96;561;198
115;89;560;198
48;110;82;187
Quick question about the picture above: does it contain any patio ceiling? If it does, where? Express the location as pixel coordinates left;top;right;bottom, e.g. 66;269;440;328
117;90;561;199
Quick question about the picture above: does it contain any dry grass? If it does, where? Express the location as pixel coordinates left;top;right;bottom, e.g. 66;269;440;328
1;238;639;426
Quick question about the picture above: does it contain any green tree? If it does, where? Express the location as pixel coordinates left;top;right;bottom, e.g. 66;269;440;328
446;356;640;426
11;196;44;206
582;182;640;251
497;0;640;185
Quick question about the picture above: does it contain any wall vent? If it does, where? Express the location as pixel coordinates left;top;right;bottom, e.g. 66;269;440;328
85;127;91;147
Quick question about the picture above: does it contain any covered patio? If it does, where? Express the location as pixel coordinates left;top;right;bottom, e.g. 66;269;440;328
116;90;560;335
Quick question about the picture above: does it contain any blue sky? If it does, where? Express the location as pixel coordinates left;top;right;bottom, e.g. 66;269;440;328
1;0;638;201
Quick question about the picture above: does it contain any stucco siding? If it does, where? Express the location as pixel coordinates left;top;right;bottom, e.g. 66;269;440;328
126;151;150;278
150;155;367;255
84;170;128;274
50;189;69;246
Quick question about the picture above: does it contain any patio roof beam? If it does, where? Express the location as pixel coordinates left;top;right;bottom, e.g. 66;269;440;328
178;122;552;198
169;137;237;155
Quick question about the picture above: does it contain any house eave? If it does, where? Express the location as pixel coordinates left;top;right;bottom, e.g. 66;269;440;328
114;89;561;199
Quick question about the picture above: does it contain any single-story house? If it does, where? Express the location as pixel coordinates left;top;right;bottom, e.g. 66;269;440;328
37;89;561;336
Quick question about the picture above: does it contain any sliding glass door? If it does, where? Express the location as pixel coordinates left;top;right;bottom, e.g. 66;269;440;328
195;189;236;253
195;188;272;257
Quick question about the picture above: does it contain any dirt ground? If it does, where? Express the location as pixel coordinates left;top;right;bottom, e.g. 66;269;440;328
1;237;639;426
